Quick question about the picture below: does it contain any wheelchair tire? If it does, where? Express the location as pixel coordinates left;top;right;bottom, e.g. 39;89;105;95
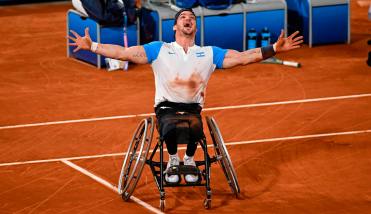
206;116;240;197
118;117;154;200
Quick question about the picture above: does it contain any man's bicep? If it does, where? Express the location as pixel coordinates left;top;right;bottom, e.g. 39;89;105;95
222;56;240;69
120;46;149;64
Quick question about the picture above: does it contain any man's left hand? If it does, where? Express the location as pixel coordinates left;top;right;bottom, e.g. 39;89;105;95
274;30;304;53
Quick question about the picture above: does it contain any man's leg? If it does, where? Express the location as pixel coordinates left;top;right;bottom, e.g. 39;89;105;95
185;141;197;157
160;120;181;184
164;130;178;155
183;114;204;183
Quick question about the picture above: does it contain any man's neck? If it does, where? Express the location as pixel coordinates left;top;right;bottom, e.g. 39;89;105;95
175;36;195;53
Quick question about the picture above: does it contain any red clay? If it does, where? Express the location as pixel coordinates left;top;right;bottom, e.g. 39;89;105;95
0;1;370;213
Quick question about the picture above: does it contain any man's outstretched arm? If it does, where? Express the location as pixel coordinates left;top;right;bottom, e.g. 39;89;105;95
222;30;303;68
68;27;148;64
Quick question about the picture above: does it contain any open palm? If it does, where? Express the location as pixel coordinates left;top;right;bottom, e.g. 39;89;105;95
275;30;303;53
68;27;92;52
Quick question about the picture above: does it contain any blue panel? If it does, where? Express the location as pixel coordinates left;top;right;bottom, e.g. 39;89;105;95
150;11;160;41
100;25;138;65
246;10;285;48
162;17;202;46
68;11;138;67
161;19;174;43
286;0;349;46
175;0;198;8
312;4;348;45
204;13;243;51
286;0;310;42
100;27;124;66
68;12;98;66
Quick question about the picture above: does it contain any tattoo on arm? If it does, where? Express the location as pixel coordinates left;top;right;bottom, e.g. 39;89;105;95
239;48;262;64
133;52;146;58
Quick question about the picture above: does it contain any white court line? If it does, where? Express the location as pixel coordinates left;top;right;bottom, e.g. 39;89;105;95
1;128;370;167
1;93;371;130
225;129;371;145
0;152;125;167
61;160;163;214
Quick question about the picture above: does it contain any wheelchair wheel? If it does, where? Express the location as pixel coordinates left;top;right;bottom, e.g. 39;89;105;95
206;116;240;197
118;117;154;200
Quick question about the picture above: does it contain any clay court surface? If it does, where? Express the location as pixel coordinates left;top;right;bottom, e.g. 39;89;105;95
0;1;371;213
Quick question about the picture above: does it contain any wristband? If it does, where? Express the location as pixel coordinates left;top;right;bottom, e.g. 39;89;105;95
261;45;276;60
91;42;98;52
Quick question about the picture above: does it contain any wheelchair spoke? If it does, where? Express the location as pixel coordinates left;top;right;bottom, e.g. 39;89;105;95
118;117;154;200
206;116;240;196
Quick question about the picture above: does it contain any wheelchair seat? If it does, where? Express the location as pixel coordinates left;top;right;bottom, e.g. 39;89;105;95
157;112;205;145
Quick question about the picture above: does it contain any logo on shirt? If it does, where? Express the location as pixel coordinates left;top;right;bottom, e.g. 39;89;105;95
168;51;176;55
196;52;205;57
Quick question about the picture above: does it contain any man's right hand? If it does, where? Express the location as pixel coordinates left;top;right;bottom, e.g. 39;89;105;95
68;27;92;52
67;27;149;65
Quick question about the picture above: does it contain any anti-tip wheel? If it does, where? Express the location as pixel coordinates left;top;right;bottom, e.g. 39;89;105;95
203;198;211;209
160;199;165;212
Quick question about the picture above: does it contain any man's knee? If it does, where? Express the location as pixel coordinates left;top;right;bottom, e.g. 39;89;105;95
156;112;204;147
189;115;204;142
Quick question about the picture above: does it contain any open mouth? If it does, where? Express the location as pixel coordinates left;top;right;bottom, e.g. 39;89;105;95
184;23;192;28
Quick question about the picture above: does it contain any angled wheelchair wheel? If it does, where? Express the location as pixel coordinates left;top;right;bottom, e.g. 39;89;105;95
118;117;154;201
206;116;240;197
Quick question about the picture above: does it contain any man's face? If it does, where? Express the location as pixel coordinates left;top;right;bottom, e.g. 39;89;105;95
174;11;197;37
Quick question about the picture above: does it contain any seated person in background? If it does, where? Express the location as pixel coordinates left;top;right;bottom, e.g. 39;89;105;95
72;0;136;26
72;0;88;16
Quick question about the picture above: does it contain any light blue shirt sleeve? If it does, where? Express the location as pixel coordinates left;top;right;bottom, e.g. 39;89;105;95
143;41;164;63
212;46;228;69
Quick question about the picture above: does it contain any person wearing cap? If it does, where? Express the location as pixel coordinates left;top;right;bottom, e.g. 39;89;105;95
68;8;303;184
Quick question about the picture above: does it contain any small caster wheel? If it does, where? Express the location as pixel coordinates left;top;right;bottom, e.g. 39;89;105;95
122;192;130;201
203;198;211;209
160;199;165;211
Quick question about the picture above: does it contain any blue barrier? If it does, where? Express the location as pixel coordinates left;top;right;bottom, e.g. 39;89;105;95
67;10;139;68
286;0;350;47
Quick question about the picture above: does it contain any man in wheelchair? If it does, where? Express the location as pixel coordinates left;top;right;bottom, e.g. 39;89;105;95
69;5;303;185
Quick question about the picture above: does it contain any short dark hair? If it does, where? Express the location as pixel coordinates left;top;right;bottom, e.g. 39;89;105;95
174;8;196;26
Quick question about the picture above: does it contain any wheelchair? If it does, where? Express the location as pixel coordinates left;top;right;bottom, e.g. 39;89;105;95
117;116;240;211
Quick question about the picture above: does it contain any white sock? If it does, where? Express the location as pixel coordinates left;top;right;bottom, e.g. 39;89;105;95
184;154;193;160
169;153;178;159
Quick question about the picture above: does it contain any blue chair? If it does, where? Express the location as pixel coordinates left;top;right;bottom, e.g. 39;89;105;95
286;0;350;47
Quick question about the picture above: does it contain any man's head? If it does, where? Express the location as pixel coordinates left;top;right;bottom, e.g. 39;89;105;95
173;8;197;39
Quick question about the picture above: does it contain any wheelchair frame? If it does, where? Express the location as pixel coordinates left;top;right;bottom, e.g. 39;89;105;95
118;116;240;211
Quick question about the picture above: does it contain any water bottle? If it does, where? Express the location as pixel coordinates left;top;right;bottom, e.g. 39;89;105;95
261;27;271;47
247;28;257;50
